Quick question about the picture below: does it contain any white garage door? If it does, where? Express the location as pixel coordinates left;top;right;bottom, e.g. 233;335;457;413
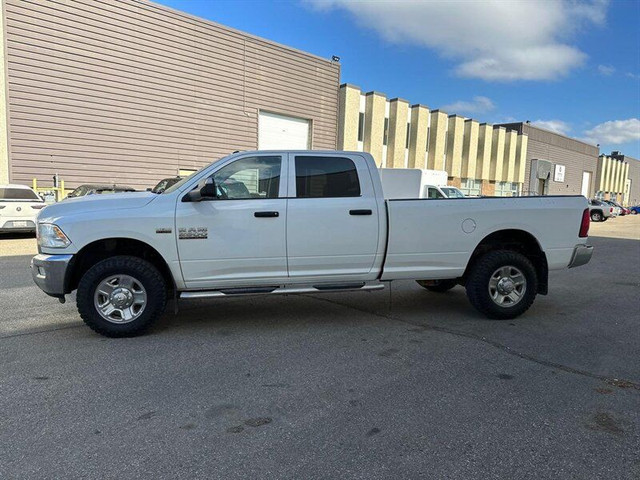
258;111;310;150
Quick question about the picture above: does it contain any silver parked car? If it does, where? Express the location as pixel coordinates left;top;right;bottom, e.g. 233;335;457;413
588;199;613;222
601;200;622;217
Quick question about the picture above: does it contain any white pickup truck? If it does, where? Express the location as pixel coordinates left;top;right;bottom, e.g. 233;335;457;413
31;150;593;337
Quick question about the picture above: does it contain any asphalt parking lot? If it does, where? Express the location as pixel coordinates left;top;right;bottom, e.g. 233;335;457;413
1;217;639;479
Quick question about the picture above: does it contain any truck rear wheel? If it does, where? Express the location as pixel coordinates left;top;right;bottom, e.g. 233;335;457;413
416;279;458;292
590;211;602;222
465;250;537;320
77;255;167;337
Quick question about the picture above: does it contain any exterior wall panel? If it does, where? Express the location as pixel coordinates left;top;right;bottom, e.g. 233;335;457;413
3;0;339;188
386;98;409;168
407;104;428;169
627;158;640;205
0;0;9;183
363;91;386;166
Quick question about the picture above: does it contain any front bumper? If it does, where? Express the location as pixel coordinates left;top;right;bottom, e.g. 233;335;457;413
568;244;593;268
31;254;74;297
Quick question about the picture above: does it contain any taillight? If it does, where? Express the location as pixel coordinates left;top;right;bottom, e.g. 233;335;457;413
579;208;590;238
610;208;613;213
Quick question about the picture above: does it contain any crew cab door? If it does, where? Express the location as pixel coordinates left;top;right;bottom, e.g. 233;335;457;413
175;154;288;288
286;153;381;279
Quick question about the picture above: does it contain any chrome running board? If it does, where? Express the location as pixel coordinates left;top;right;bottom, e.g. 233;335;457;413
180;282;385;299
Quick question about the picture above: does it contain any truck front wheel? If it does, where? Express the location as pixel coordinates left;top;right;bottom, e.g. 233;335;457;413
465;250;537;320
77;255;167;337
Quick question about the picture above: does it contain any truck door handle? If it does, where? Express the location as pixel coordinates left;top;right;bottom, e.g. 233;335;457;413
349;209;372;216
254;211;279;218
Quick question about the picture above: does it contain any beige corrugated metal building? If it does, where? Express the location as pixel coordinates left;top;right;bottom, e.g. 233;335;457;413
0;0;339;189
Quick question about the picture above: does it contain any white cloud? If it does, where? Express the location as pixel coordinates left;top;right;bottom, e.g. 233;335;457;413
583;119;640;145
597;64;615;75
306;0;609;81
532;120;572;135
627;72;640;80
441;96;495;114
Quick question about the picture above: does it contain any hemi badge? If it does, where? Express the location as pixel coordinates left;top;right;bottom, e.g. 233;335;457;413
156;228;172;234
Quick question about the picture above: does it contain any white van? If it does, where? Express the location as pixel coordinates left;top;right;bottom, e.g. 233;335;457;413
379;168;465;199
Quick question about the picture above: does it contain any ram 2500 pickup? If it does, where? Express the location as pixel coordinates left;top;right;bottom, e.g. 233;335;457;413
31;151;593;337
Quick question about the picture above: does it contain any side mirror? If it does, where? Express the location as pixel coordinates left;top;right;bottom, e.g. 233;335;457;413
184;178;217;202
200;178;217;198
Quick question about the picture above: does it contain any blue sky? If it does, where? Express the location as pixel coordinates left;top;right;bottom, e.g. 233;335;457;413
156;0;640;158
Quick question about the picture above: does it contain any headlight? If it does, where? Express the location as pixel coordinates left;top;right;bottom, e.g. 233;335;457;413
37;223;71;248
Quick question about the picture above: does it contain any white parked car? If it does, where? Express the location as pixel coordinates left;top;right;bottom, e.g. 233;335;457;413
0;184;46;233
31;150;592;337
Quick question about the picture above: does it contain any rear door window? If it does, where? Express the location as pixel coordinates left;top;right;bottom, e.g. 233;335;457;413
295;156;360;198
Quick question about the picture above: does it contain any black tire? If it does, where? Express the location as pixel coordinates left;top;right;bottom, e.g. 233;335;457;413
590;211;602;222
416;279;458;293
77;255;167;337
465;250;537;320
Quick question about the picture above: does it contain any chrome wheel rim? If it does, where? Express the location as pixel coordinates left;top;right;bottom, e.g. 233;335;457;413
488;265;526;307
94;274;147;324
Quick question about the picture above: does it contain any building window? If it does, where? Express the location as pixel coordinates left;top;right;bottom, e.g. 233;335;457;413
295;156;360;198
495;181;520;197
406;122;411;149
357;112;365;142
460;178;482;197
383;118;389;146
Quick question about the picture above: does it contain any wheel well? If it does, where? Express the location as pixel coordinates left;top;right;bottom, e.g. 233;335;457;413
66;238;175;294
464;229;549;295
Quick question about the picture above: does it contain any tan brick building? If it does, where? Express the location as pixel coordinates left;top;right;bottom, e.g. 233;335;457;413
337;84;529;197
338;84;639;203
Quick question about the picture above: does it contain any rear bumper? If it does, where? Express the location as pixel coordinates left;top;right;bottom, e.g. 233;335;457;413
568;244;593;269
0;219;36;232
31;253;74;297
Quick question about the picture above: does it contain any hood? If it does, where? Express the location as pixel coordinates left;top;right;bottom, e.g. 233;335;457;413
38;192;157;223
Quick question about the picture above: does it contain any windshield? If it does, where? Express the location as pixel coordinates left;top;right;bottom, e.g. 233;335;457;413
153;177;181;194
441;187;465;198
67;186;89;198
163;155;232;194
0;187;42;201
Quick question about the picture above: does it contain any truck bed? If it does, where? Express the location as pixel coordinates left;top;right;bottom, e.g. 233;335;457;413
381;195;588;280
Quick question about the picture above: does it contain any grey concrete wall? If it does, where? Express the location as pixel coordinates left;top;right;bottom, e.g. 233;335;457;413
498;123;599;196
625;157;640;205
